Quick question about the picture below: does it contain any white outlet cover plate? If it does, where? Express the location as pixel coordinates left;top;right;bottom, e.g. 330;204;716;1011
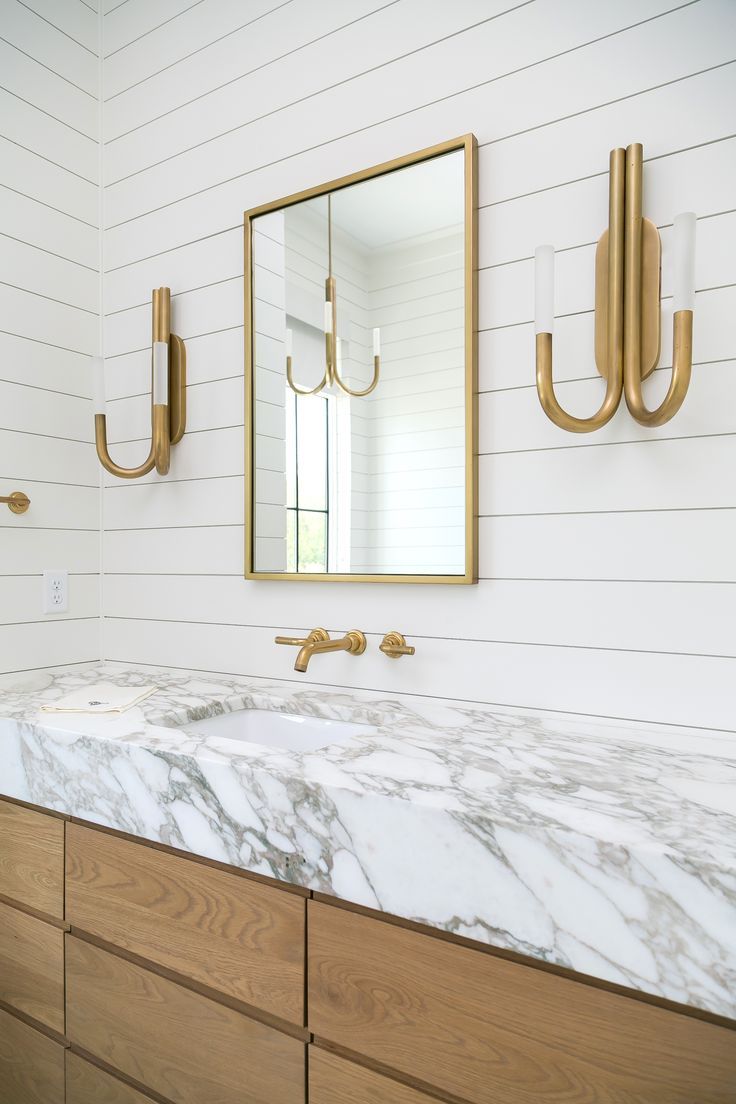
43;570;68;614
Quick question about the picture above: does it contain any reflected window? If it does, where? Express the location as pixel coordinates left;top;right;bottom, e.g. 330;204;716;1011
285;390;330;573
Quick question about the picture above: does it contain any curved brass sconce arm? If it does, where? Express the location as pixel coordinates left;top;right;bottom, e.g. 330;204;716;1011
622;145;695;427
535;148;626;433
95;414;156;479
93;288;186;478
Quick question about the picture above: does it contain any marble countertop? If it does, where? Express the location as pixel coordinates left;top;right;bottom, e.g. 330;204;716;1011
1;662;734;1019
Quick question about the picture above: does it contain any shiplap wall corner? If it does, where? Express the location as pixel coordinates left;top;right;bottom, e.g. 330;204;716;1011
0;0;101;674
99;0;735;731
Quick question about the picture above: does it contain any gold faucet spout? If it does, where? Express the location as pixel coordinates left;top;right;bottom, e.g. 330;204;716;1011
275;628;367;673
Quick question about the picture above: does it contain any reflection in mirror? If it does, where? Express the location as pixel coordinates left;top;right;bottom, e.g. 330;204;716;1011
247;138;476;581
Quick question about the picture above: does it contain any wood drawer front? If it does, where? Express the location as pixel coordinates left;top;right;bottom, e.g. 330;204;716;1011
0;799;64;918
66;822;305;1023
66;1052;158;1104
0;900;64;1033
308;902;736;1104
0;1007;65;1104
66;935;305;1104
309;1048;439;1104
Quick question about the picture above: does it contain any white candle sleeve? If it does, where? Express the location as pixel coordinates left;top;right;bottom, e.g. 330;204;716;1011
153;341;169;405
673;212;696;313
323;300;333;334
285;328;293;357
534;245;555;334
92;356;106;414
372;328;381;357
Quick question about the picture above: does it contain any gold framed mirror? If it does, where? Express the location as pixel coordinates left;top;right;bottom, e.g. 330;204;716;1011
244;134;477;583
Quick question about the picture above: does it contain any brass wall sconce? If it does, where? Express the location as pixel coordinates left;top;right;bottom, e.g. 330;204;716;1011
94;287;186;478
1;491;30;514
535;143;695;431
286;195;381;398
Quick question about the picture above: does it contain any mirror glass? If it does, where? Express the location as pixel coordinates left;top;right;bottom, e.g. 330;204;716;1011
246;140;475;581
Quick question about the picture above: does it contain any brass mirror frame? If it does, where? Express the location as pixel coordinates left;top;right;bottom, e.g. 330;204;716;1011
244;133;478;584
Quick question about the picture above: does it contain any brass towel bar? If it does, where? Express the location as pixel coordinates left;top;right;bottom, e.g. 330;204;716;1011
1;491;30;514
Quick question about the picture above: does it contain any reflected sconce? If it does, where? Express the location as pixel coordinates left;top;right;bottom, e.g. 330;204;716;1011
535;143;695;432
94;287;186;477
285;196;381;398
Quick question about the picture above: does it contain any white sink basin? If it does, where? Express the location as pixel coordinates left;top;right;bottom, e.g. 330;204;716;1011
186;708;369;753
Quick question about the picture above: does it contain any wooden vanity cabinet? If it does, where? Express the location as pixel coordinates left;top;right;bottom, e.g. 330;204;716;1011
65;822;306;1024
2;794;735;1104
65;935;305;1104
0;1007;65;1104
66;1052;158;1104
308;900;736;1104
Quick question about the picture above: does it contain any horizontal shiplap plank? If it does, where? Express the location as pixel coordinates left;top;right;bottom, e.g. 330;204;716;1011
103;0;735;264
104;0;512;180
21;0;99;55
480;435;736;516
104;0;282;95
0;137;98;230
103;0;686;222
0;86;97;183
103;573;736;658
0;428;96;486
0;380;93;441
0;197;97;276
1;0;98;95
2;527;99;576
0;285;97;355
105;0;389;132
101;618;735;730
0;574;99;625
101;433;736;529
0;479;98;531
0;618;99;674
0;233;98;312
0;332;92;395
0;36;97;138
479;360;736;454
101;508;736;583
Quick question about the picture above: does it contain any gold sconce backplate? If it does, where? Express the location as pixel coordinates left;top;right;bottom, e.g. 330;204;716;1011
169;333;187;444
595;219;661;382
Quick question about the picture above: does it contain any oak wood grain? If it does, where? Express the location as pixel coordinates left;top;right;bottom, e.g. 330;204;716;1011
66;821;305;1024
0;1006;65;1104
66;1052;161;1104
0;798;64;918
65;935;305;1104
309;1047;442;1104
308;900;736;1104
0;900;65;1033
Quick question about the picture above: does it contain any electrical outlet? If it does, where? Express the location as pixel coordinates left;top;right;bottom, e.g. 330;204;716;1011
43;570;68;614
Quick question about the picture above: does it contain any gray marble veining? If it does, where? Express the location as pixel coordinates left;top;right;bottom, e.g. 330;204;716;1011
1;662;734;1018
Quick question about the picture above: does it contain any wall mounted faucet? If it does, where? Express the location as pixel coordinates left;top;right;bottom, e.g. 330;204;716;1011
275;627;367;673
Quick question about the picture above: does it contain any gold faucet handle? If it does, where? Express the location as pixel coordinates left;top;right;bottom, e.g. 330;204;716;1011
380;632;415;659
275;628;330;647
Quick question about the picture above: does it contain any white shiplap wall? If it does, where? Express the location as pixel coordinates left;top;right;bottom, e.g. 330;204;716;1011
100;0;736;731
0;0;100;674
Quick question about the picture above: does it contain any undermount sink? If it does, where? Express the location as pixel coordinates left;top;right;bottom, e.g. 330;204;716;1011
186;708;369;753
